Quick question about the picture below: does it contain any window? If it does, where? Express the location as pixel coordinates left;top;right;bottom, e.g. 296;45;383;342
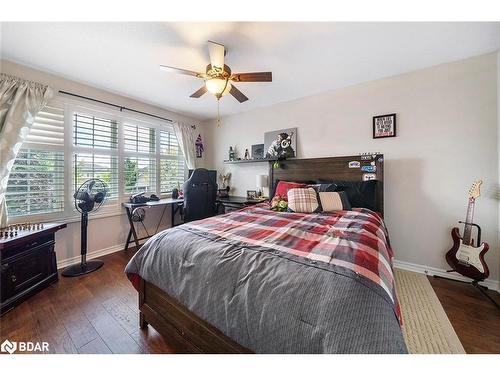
73;113;119;200
123;123;157;194
159;128;185;193
6;104;65;217
6;98;187;220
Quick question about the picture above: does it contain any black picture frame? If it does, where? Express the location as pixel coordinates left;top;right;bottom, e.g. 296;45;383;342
246;190;257;200
373;113;396;139
251;144;265;159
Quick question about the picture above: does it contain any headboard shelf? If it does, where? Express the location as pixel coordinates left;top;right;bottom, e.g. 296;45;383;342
268;155;384;215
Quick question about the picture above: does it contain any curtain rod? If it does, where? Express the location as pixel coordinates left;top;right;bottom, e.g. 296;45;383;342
58;90;173;123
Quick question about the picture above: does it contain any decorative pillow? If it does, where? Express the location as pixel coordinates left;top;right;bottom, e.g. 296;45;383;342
319;191;352;212
287;187;320;213
273;181;307;200
316;179;377;211
309;183;337;193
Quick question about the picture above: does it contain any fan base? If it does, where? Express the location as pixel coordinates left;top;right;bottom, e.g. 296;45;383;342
61;260;104;277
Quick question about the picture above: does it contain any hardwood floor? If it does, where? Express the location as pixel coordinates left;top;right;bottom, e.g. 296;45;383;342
0;249;174;354
1;249;499;354
428;276;500;354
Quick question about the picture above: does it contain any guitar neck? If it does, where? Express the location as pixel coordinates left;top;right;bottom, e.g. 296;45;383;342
463;198;475;245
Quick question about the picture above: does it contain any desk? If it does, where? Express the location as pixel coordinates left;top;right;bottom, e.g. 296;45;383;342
122;198;183;251
122;196;266;251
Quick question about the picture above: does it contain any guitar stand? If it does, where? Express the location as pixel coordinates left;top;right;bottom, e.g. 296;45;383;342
433;274;500;311
471;280;500;311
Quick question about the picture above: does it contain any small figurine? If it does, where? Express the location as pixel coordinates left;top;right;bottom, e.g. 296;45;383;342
219;172;231;189
244;149;250;160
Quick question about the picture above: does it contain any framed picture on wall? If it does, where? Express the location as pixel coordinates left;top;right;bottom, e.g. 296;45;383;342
264;128;297;159
373;113;396;139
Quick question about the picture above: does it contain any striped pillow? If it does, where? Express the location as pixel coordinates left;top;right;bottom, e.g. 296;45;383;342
287;187;320;213
319;191;351;212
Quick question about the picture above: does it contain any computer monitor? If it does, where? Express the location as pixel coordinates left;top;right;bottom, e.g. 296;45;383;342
188;169;217;186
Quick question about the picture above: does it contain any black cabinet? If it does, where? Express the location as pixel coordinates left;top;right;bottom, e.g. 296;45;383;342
1;223;66;316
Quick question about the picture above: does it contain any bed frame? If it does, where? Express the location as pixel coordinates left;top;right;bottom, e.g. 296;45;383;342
138;154;384;353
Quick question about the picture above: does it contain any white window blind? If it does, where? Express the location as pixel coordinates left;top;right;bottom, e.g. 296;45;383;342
159;128;185;193
73;113;119;200
124;123;156;153
25;104;65;147
6;104;65;217
73;113;118;149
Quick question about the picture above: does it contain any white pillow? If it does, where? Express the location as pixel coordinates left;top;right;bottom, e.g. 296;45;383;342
319;191;351;212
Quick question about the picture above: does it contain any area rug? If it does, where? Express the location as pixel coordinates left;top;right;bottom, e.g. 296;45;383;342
394;268;466;354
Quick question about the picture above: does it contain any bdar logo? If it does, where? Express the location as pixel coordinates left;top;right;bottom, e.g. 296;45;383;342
1;339;17;354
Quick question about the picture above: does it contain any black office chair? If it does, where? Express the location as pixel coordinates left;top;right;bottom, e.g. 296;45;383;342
183;168;217;222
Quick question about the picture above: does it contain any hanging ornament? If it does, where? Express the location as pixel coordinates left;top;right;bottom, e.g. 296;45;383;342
195;134;204;158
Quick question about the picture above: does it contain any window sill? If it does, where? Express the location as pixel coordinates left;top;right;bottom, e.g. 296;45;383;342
6;194;174;226
7;208;125;226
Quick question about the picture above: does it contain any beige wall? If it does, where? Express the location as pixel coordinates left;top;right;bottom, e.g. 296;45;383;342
203;53;500;282
0;60;207;266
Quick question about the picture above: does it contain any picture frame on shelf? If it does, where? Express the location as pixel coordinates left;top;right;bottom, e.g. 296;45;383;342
246;190;257;200
251;144;265;159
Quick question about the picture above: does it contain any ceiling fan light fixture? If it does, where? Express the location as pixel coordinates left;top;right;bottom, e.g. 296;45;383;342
205;78;231;97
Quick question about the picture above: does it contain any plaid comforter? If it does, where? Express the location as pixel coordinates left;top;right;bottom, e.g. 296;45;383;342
126;203;406;353
185;203;402;325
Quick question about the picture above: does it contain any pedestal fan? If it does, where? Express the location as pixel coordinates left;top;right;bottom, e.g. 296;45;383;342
61;179;108;277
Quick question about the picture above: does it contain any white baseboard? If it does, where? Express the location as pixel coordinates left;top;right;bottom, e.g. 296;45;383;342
393;259;500;293
57;243;125;269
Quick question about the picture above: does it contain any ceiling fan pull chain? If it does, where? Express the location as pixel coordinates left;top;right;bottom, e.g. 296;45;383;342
217;99;221;127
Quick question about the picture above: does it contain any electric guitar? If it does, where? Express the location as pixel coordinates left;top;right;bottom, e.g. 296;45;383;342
445;180;490;281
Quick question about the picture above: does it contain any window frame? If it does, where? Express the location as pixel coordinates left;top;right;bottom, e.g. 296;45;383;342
7;96;187;225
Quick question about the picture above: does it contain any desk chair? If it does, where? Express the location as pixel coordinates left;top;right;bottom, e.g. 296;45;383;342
183;168;217;222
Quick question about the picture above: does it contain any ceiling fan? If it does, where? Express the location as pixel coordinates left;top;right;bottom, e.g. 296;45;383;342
159;41;272;103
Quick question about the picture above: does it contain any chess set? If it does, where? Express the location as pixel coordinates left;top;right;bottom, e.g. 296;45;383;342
0;222;45;240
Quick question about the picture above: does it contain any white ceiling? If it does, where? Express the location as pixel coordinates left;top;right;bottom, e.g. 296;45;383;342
2;22;500;120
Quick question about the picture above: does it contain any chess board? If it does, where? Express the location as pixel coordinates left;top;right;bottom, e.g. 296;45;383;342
0;222;46;241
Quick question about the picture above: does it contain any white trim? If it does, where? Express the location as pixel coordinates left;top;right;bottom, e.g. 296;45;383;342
57;242;125;269
394;259;500;292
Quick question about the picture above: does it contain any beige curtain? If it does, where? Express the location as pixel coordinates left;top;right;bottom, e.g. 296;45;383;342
0;73;53;227
172;121;197;170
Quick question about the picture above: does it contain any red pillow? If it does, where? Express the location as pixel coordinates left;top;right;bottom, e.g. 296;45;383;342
274;181;307;200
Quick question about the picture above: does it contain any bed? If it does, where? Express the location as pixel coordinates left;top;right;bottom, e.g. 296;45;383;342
125;155;407;353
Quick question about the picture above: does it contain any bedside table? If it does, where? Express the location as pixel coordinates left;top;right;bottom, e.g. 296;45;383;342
217;196;267;214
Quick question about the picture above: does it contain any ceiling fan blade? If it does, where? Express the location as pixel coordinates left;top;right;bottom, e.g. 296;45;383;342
230;72;272;82
229;85;249;103
208;41;225;71
189;85;208;98
159;65;204;77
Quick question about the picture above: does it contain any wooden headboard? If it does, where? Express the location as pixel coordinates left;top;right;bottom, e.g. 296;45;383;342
268;154;384;215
